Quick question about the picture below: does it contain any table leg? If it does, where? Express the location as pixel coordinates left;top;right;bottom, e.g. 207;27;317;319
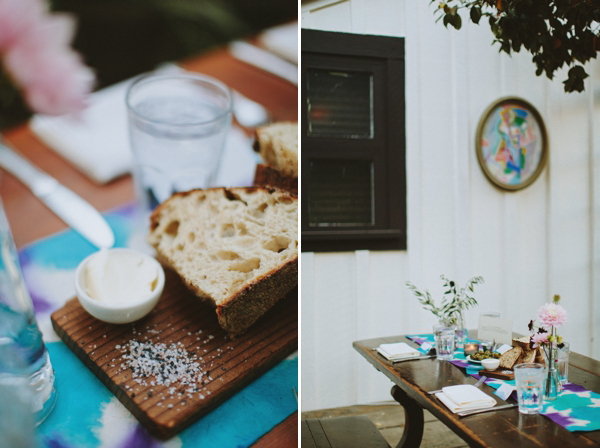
391;385;424;448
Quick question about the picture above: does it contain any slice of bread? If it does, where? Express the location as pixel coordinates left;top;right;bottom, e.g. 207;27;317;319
253;122;298;178
499;346;523;369
512;336;531;350
535;347;545;366
253;164;297;195
519;349;536;364
148;187;298;336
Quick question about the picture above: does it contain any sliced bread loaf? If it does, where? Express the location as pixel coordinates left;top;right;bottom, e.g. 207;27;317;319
253;122;298;178
519;349;536;364
499;346;523;369
253;164;298;195
147;187;298;336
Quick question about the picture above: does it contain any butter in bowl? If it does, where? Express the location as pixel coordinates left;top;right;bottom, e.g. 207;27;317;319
75;248;165;324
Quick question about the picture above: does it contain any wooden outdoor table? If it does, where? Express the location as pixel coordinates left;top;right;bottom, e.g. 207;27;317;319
353;332;600;447
0;44;298;448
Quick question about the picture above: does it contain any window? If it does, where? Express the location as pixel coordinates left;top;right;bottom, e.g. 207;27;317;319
301;29;406;252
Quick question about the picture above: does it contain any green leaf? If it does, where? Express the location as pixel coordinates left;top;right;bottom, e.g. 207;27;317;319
443;13;451;28
470;6;482;24
452;13;462;30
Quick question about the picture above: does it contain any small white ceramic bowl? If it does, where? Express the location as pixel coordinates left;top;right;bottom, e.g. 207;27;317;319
75;248;165;324
481;358;500;371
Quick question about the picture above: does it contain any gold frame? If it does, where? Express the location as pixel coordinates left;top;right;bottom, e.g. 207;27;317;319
475;97;548;191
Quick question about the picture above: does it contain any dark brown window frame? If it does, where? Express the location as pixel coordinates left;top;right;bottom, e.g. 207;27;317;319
301;29;406;252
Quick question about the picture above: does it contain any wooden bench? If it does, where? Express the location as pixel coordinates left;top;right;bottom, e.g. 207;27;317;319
302;415;390;448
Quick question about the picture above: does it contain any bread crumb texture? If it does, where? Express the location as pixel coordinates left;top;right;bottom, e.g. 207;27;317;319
148;187;298;309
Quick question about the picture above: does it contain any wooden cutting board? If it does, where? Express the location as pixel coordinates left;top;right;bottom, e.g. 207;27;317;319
51;268;298;440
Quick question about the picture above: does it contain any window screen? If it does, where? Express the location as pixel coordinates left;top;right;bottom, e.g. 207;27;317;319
308;159;374;227
306;69;374;139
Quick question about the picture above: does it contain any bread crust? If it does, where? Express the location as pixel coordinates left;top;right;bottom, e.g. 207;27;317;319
253;164;298;195
217;257;298;336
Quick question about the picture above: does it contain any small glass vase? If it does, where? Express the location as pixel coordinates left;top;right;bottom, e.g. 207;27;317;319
543;346;561;401
439;316;467;350
544;367;561;401
454;315;468;350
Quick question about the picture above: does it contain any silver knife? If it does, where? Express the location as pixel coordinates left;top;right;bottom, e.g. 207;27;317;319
229;41;298;85
0;142;115;248
457;403;518;417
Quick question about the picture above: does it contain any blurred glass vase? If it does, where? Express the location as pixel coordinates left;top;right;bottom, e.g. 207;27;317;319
0;200;56;424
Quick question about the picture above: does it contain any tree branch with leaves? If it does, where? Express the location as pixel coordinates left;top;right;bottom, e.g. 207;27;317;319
433;0;600;92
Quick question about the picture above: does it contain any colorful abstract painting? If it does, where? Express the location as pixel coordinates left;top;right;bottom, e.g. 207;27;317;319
476;98;547;190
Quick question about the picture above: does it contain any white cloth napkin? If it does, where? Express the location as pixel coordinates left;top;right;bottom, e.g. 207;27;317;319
258;21;298;64
435;385;497;413
30;65;258;187
377;342;421;361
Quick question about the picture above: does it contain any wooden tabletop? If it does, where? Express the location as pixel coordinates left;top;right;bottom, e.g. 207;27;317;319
0;45;298;447
353;333;600;447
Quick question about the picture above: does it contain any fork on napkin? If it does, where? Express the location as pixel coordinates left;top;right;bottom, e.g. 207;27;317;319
377;342;421;361
435;385;497;413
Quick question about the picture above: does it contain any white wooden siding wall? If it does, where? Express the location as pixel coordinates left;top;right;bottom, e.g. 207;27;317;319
301;0;600;411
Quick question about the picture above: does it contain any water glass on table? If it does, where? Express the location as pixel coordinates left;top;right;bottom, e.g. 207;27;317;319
0;202;56;424
126;72;233;218
433;324;455;360
514;363;545;414
557;342;570;384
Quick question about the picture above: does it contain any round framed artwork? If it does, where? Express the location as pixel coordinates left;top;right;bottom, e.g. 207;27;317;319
475;97;548;191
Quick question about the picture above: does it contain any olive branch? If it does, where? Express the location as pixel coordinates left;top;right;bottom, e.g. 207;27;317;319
406;275;484;323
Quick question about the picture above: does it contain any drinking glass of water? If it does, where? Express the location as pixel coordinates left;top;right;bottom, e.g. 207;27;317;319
126;72;233;216
0;201;56;424
557;342;570;385
433;324;455;360
514;363;544;414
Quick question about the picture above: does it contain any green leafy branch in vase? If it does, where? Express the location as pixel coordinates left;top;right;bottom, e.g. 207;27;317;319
406;275;484;324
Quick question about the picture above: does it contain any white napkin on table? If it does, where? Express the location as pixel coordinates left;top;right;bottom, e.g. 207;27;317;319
377;342;421;361
30;64;258;188
258;21;298;64
435;385;497;413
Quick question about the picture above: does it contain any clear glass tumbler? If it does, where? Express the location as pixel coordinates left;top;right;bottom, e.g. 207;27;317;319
433;324;455;360
0;201;56;424
514;363;544;414
557;342;570;385
126;72;233;216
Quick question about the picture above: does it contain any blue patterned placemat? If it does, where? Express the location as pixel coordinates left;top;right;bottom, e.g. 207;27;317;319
406;333;600;432
21;204;297;447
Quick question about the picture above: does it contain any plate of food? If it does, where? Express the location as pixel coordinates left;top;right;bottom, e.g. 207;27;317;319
466;355;482;364
467;350;501;363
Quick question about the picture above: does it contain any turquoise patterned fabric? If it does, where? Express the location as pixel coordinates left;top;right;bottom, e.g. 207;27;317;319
406;333;600;432
21;204;297;447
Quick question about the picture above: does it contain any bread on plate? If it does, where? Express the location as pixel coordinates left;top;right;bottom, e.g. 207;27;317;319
148;187;298;336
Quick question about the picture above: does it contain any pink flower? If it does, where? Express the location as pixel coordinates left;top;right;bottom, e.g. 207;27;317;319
0;0;46;51
537;302;568;328
530;332;550;348
0;0;94;115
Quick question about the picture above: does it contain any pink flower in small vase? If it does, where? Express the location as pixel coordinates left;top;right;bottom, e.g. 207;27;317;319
531;332;550;348
537;303;568;328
